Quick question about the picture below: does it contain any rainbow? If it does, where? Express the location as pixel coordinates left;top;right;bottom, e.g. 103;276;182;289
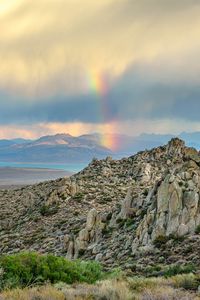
100;124;119;151
84;70;120;151
88;71;108;97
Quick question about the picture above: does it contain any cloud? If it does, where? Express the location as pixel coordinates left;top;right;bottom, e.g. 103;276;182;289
2;118;200;140
1;66;200;126
0;92;101;124
0;120;120;140
1;0;200;96
0;0;200;137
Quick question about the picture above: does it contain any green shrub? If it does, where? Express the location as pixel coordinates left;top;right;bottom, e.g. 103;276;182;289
195;224;200;234
143;189;149;197
73;192;84;202
140;208;148;218
40;204;58;216
125;218;135;227
0;252;103;290
169;234;185;243
103;267;124;280
102;227;110;235
163;264;196;278
183;245;193;254
185;182;189;188
116;217;123;224
116;218;126;228
153;235;169;248
153;234;185;248
144;265;162;276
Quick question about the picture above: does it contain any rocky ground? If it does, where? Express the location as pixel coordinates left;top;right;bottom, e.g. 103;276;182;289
0;138;200;274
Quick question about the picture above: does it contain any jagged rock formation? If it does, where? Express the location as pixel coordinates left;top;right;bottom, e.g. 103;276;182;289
0;138;200;273
132;163;200;252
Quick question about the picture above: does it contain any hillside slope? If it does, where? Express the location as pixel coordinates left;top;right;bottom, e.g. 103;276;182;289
0;138;200;274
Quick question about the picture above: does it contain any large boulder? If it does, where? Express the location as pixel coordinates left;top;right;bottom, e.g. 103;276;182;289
67;208;106;259
86;208;98;231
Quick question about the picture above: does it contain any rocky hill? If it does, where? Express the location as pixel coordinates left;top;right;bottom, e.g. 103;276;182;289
0;138;200;275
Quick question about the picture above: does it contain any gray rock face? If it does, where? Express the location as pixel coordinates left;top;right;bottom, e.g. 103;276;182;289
118;187;136;219
132;167;200;249
86;209;98;231
67;208;106;259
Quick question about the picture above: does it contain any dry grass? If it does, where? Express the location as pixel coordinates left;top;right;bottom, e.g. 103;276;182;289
169;273;200;290
128;274;200;300
141;286;197;300
0;275;199;300
128;276;166;293
0;285;65;300
54;279;132;300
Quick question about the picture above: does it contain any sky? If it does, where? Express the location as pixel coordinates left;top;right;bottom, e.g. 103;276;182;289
1;0;200;148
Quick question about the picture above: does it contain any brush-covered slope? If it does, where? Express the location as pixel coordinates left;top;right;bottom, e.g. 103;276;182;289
0;138;200;274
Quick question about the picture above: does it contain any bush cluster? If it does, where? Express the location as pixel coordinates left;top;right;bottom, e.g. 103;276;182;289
153;235;169;248
195;225;200;234
163;264;196;277
40;204;58;216
0;252;102;290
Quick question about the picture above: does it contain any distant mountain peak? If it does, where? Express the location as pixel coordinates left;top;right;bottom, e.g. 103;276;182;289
0;132;111;163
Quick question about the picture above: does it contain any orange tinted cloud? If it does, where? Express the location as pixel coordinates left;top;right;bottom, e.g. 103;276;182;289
1;119;200;141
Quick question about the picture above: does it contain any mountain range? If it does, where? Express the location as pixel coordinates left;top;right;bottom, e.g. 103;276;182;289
0;133;111;163
0;132;200;163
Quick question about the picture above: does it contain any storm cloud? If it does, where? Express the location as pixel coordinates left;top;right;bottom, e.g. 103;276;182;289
1;68;200;125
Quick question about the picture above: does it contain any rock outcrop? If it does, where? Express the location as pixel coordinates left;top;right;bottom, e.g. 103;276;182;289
132;168;200;253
